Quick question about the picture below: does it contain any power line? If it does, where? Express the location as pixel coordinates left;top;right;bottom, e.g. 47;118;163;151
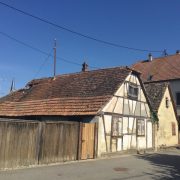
0;1;163;53
33;49;53;79
0;31;48;56
0;30;99;69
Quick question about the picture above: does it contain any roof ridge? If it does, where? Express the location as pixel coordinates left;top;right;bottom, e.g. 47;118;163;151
30;66;130;82
133;53;180;65
144;81;169;86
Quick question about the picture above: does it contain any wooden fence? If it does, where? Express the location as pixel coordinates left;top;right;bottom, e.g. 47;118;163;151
38;121;79;164
0;119;80;169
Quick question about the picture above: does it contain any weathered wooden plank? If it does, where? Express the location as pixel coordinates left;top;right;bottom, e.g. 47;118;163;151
0;119;79;169
81;123;95;160
0;120;39;169
38;121;79;164
77;122;82;160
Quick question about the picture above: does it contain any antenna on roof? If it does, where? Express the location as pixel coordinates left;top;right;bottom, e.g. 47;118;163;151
53;39;57;77
10;78;15;93
163;49;168;56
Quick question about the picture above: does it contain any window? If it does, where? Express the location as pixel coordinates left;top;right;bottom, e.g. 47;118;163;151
176;92;180;106
165;97;170;108
128;83;139;100
147;74;153;81
172;122;176;136
112;117;122;137
137;119;145;136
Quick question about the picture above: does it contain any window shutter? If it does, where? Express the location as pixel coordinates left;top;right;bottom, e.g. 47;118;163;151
172;122;176;136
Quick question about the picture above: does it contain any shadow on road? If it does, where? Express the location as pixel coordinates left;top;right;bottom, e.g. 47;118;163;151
135;151;180;180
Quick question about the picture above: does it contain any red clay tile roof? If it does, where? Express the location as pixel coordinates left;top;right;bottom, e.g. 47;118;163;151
0;96;111;116
132;54;180;82
0;67;132;116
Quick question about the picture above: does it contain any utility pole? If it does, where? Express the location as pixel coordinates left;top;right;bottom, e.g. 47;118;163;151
53;39;57;77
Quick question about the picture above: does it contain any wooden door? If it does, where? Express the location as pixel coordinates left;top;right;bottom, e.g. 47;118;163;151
81;123;95;160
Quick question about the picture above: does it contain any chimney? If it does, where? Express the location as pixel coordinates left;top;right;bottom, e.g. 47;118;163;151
148;53;153;61
176;50;180;54
82;62;88;72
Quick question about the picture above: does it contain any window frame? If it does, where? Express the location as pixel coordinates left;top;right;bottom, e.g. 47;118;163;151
111;116;123;137
137;119;145;137
172;122;176;136
165;97;170;108
127;82;139;100
176;92;180;106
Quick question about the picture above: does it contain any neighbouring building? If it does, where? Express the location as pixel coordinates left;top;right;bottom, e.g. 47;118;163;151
144;82;178;148
132;52;180;123
0;66;153;157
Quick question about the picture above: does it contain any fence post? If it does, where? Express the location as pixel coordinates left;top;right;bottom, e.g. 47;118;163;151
77;122;82;160
36;121;44;164
94;122;98;159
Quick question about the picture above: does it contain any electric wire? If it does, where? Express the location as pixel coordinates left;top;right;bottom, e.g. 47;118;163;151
0;31;99;69
33;49;53;79
0;1;163;53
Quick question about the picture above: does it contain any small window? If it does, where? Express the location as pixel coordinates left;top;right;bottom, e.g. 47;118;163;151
128;83;138;100
172;122;176;136
137;119;145;136
147;74;153;81
112;116;122;137
176;92;180;106
165;97;170;108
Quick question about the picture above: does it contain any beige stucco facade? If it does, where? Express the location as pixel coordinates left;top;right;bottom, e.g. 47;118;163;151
169;80;180;117
155;87;178;148
96;73;153;157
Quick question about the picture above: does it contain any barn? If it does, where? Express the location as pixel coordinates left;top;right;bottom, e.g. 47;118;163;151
0;66;153;168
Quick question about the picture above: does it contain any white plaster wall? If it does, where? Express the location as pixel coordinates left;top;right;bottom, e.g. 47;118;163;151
123;117;128;134
137;119;147;150
103;97;117;113
104;115;112;134
123;135;137;150
129;117;136;133
147;121;153;148
114;84;124;97
123;135;131;150
97;115;112;156
114;98;123;114
97;116;106;156
141;103;147;117
140;89;146;102
117;138;122;151
145;104;151;117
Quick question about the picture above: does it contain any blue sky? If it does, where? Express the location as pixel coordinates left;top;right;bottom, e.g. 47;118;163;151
0;0;180;96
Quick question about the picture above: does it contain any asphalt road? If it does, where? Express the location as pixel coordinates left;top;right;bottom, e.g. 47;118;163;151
1;148;180;180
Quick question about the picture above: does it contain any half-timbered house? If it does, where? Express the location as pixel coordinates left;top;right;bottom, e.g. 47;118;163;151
0;66;153;158
96;69;153;156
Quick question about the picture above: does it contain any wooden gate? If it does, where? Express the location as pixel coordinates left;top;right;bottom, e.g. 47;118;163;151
81;123;95;160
